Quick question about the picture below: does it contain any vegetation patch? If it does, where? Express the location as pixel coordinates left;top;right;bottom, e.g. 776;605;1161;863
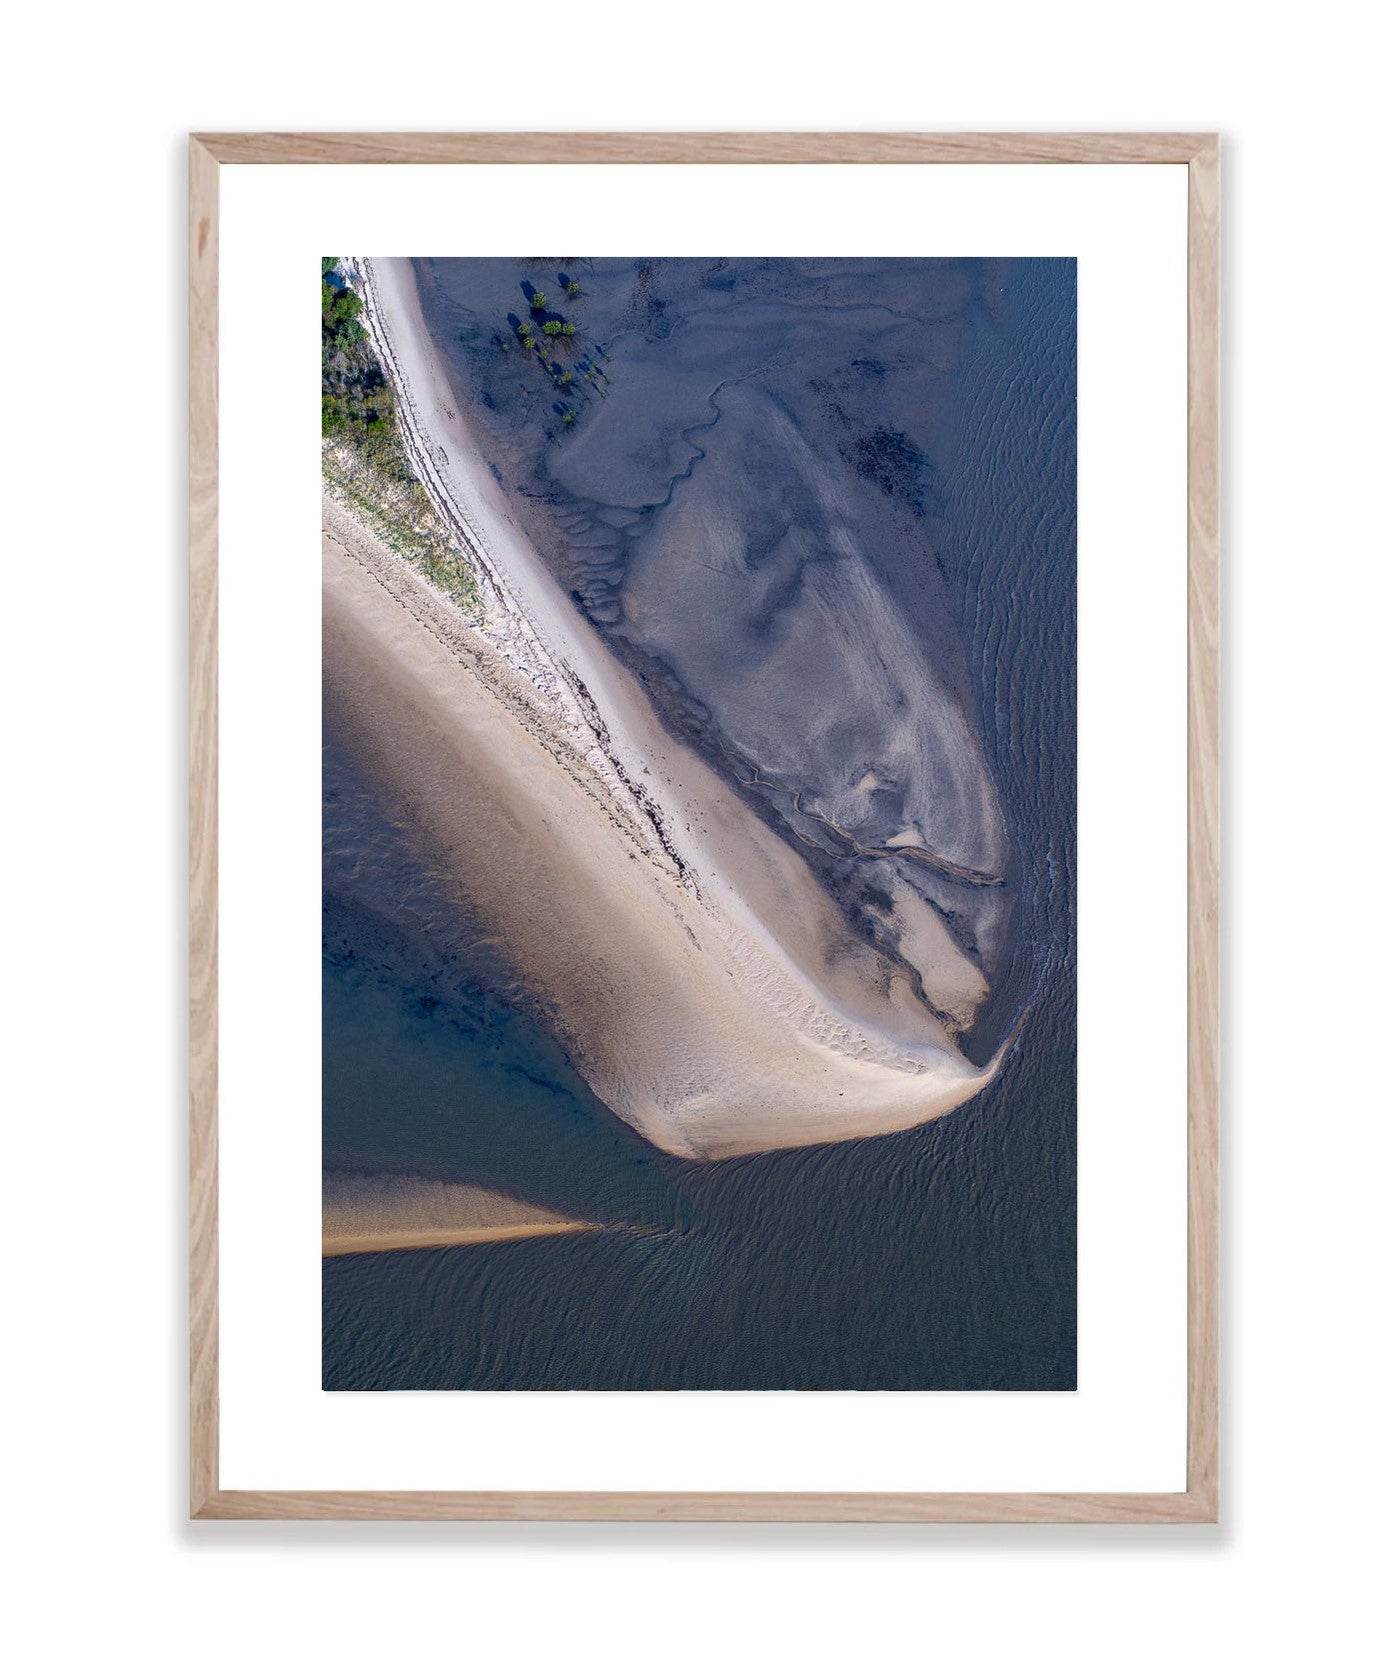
321;259;479;615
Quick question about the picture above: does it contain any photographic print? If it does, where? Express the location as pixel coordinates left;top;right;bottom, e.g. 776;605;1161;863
321;254;1077;1392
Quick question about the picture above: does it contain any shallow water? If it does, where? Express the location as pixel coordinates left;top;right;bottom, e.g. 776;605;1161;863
323;256;1075;1389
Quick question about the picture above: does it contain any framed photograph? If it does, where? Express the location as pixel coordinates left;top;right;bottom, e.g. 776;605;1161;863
190;131;1218;1521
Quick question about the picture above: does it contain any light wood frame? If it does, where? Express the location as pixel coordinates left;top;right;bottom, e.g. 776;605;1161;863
190;131;1219;1522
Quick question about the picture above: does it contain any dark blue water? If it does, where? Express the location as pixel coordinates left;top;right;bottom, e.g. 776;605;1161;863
323;257;1075;1389
323;739;683;1231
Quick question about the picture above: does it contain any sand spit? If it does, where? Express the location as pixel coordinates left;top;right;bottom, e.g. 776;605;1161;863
324;1225;588;1257
322;259;1007;1158
323;1172;593;1256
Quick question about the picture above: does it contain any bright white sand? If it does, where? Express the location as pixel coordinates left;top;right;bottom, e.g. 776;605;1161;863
320;259;1006;1159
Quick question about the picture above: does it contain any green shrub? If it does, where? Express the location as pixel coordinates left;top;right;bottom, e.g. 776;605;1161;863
321;264;478;614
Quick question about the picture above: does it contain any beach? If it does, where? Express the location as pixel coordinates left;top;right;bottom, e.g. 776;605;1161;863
322;257;1007;1161
324;490;999;1160
322;255;1078;1391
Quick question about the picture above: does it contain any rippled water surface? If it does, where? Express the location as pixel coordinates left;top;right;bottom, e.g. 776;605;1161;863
324;257;1075;1389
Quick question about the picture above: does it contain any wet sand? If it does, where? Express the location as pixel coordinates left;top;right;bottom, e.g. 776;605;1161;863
324;490;1001;1159
324;1225;589;1257
323;1171;592;1256
318;258;1009;1160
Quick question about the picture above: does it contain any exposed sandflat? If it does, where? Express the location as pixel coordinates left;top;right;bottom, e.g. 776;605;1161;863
324;488;1000;1159
317;256;1010;1159
323;1170;594;1256
324;1223;592;1257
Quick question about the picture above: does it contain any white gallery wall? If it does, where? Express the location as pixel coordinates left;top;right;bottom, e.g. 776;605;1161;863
3;2;1393;1675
